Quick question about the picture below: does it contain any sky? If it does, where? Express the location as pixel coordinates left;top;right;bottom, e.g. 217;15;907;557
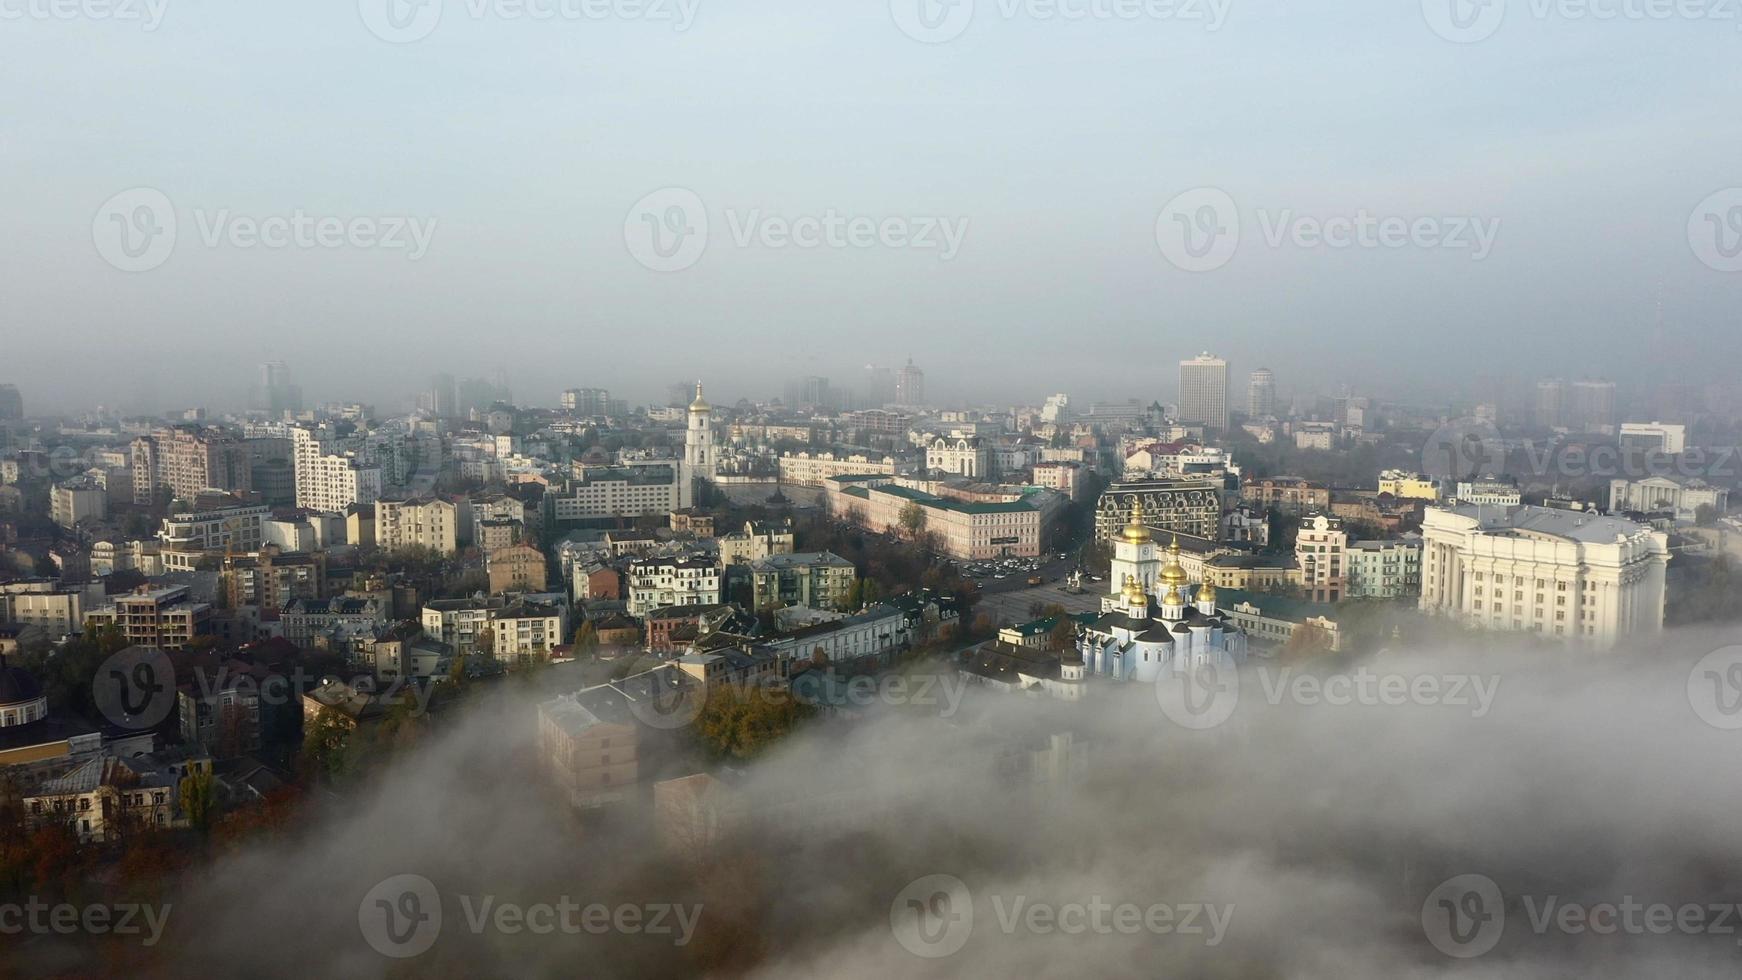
2;0;1740;414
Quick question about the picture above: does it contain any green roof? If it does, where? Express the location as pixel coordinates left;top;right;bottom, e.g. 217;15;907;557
1215;588;1339;624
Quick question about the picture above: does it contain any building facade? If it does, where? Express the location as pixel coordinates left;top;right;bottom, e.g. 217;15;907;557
1419;504;1669;643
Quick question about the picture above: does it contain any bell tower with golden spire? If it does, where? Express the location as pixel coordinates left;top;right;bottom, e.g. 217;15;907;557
1106;496;1162;612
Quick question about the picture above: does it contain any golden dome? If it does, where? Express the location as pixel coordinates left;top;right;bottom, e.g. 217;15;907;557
1121;574;1147;605
1158;534;1189;588
1119;498;1153;543
1162;583;1185;607
688;381;711;413
1196;580;1218;605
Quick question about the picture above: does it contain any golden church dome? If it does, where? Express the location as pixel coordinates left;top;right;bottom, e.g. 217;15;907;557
1158;534;1189;588
688;381;711;413
1119;498;1153;544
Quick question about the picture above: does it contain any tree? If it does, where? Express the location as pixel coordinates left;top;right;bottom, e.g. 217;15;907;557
694;684;812;760
1282;622;1335;661
899;502;927;539
1696;503;1719;527
178;767;219;837
300;707;354;781
1046;617;1078;652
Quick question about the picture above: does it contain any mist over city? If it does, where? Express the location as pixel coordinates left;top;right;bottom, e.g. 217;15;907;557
4;1;1742;977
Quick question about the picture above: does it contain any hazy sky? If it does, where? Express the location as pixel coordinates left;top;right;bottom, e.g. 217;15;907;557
3;0;1740;413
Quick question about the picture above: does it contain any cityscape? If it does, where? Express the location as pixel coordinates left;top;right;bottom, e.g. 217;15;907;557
5;3;1742;978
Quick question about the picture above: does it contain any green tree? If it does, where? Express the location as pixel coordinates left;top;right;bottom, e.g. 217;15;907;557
178;767;219;837
695;684;812;760
300;707;354;781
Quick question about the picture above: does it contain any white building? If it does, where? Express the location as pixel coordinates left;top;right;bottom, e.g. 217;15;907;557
627;555;722;618
1419;504;1669;644
1609;476;1727;522
51;482;107;529
926;436;989;479
680;382;717;510
1076;513;1247;686
1454;479;1523;507
375;497;459;555
1619;421;1687;455
1178;353;1229;430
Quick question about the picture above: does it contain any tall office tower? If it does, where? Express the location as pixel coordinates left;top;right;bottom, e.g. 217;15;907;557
253;361;303;415
896;358;926;407
1179;353;1229;430
427;374;458;418
0;384;21;421
786;376;833;411
1535;379;1567;429
1570;380;1617;432
861;365;897;407
1247;368;1276;419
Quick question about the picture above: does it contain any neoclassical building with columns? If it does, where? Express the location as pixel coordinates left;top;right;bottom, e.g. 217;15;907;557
1418;503;1669;644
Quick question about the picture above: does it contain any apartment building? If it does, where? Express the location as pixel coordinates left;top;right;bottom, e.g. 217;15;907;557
627;556;722;617
86;586;213;651
749;551;857;611
778;451;899;488
375;497;459;554
1345;537;1423;599
1295;514;1348;603
130;427;251;505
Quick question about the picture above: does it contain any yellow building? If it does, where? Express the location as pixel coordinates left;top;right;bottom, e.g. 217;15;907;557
1378;470;1440;502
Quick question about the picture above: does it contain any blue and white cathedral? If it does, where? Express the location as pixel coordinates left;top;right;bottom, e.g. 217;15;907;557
1075;500;1248;682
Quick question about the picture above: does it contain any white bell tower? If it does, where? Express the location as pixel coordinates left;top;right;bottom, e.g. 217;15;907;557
681;381;715;509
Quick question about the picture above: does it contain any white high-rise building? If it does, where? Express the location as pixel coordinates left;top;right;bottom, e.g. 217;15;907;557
1419;504;1669;645
680;381;716;510
1247;368;1276;419
1179;353;1229;430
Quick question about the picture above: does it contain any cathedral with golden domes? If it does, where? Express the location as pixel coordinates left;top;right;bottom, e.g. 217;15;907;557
1078;500;1248;683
